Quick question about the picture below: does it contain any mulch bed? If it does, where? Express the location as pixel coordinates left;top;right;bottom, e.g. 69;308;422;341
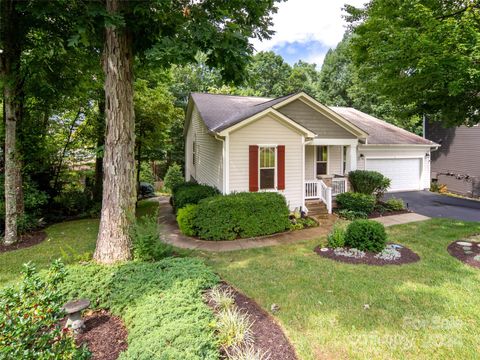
211;282;298;360
447;240;480;269
70;310;128;360
0;231;47;253
314;243;420;266
368;209;411;219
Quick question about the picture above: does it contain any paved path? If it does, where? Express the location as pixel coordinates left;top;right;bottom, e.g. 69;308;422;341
157;197;336;252
372;212;430;227
385;191;480;222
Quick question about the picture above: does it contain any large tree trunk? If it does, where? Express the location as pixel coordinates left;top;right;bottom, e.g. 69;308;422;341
93;0;136;263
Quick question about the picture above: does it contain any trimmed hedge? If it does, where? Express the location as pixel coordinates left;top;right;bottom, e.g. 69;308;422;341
193;192;291;240
336;192;376;214
348;170;391;197
344;219;387;252
177;204;198;237
172;182;220;211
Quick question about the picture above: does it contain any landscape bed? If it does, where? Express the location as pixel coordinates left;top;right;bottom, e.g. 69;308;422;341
447;236;480;269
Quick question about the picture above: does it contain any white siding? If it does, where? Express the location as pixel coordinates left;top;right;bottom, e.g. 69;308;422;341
305;145;315;180
357;145;431;190
229;115;304;210
186;105;224;191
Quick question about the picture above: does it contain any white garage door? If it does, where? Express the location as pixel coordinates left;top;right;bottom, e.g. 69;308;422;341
366;158;421;192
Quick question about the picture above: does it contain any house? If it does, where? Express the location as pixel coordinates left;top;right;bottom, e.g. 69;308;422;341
184;92;438;213
425;122;480;197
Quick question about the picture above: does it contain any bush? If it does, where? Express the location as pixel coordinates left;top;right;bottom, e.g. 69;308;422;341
0;261;90;359
385;198;405;211
163;163;184;193
53;189;90;217
337;209;368;220
344;219;387;252
348;170;391;197
177;204;198;236
336;192;376;214
194;192;291;240
172;182;220;211
131;215;173;261
61;258;220;359
327;225;346;248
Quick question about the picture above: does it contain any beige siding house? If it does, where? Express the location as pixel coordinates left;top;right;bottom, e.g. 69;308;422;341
184;92;438;213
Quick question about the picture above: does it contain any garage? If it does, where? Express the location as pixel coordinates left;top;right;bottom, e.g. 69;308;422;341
365;158;422;192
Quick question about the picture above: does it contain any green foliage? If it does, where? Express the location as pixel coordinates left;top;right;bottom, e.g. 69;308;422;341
177;204;199;237
215;307;253;348
139;162;156;184
53;190;90;217
172;182;220;211
61;258;220;360
289;217;318;231
327;225;346;248
194;192;291;240
348;170;391;197
344;220;387;253
163;163;184;193
131;215;173;261
385;198;405;211
337;209;368;220
0;261;90;359
335;192;376;214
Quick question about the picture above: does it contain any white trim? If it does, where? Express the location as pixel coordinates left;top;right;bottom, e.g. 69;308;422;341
359;144;437;148
301;136;306;211
218;108;316;138
224;135;230;194
306;138;359;146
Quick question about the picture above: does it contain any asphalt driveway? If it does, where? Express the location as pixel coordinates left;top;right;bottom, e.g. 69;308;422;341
385;191;480;222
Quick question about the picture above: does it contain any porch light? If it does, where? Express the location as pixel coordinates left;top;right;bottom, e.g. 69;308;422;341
359;154;364;158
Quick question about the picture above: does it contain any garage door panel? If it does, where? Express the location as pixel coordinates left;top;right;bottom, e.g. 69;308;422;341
366;158;421;192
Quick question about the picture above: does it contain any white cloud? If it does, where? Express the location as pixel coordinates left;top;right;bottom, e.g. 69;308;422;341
252;0;366;53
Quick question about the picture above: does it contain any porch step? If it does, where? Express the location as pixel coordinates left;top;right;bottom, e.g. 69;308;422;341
305;200;328;218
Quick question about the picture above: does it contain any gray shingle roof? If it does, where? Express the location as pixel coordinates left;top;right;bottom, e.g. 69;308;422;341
190;92;437;146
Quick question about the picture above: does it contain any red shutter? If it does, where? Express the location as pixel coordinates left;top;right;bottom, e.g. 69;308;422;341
249;145;259;192
277;145;285;190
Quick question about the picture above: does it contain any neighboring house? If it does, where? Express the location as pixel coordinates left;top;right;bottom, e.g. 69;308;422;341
425;122;480;197
184;92;438;213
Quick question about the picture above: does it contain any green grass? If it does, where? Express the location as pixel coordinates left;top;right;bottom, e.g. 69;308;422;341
0;199;159;285
199;219;480;360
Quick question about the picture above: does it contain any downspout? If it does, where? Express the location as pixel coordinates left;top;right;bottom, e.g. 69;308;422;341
214;134;229;194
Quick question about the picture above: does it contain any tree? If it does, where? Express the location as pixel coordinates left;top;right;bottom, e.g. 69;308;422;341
346;0;480;127
285;61;320;97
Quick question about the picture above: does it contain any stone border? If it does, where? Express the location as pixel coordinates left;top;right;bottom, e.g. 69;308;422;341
447;237;480;269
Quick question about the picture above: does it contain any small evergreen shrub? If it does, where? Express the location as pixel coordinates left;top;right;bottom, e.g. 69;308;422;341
0;261;90;359
327;225;346;248
344;219;387;252
163;163;184;193
131;215;173;261
172;182;219;211
385;197;405;211
194;192;291;240
337;209;368;220
177;204;199;237
336;192;376;214
348;170;391;197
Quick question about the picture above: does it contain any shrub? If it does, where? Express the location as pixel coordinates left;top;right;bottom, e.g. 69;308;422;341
385;198;405;211
348;170;391;197
327;225;346;248
177;204;199;237
0;261;90;359
215;307;253;348
194;192;291;240
131;215;173;261
344;219;387;252
337;209;368;220
53;189;90;216
336;192;376;214
163;163;184;193
139;182;155;198
172;182;220;211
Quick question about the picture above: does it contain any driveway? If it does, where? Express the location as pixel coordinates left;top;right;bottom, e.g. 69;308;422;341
385;191;480;222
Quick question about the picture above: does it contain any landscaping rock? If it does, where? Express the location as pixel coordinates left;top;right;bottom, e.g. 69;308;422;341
474;255;480;262
457;241;473;246
320;248;329;252
374;244;401;261
333;247;366;259
465;250;474;255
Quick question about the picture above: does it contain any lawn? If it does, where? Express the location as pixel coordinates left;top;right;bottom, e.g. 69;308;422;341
199;219;480;360
0;199;159;285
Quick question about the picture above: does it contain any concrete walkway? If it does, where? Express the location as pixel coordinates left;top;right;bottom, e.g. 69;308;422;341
372;212;430;227
157;197;336;252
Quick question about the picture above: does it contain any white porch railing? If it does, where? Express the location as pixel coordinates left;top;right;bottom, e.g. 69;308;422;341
332;177;348;196
305;180;332;214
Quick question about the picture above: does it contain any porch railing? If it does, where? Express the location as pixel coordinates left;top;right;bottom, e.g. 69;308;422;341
305;180;332;214
332;177;348;196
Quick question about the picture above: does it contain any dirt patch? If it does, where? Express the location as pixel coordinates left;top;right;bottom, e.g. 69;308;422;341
368;209;411;219
76;310;128;360
447;240;480;269
0;231;47;253
210;283;298;360
314;243;420;266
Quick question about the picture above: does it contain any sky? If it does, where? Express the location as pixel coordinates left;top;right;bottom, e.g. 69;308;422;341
250;0;366;67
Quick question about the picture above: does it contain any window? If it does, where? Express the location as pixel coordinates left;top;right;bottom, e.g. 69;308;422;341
343;146;347;174
259;146;276;189
316;146;328;176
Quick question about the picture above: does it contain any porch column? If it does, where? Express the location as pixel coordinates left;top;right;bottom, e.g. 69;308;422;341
346;145;357;173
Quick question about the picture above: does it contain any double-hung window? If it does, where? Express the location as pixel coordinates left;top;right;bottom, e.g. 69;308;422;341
259;146;276;189
316;146;328;176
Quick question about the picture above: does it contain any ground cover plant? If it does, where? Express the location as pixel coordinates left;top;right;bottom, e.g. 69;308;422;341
200;219;480;360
